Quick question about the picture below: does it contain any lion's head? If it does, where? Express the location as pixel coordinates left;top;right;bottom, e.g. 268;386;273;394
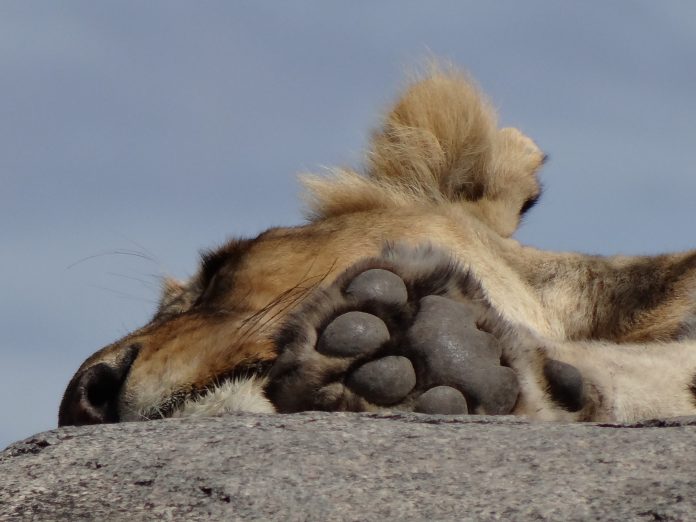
58;67;544;426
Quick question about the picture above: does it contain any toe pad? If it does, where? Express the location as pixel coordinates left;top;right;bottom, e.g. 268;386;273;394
414;386;468;415
347;356;416;406
317;311;390;358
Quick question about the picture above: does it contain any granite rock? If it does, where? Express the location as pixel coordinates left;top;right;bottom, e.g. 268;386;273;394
2;413;696;521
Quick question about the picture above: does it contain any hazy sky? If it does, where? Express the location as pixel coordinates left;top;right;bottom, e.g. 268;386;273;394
2;2;695;447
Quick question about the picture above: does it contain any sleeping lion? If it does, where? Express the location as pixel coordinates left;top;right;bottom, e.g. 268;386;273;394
59;66;696;427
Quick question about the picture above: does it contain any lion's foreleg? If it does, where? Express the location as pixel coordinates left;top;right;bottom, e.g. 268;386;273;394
504;328;696;422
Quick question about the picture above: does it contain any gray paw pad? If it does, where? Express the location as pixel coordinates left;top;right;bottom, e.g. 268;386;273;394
405;295;518;415
407;295;501;361
347;356;416;405
543;359;584;412
345;269;408;306
414;386;468;415
317;311;390;358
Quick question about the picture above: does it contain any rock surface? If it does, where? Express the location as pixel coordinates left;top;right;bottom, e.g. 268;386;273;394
2;413;696;521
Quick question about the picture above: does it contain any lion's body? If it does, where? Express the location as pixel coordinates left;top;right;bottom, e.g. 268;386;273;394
59;67;696;427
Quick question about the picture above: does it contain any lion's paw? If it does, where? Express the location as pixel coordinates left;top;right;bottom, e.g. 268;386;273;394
267;247;524;416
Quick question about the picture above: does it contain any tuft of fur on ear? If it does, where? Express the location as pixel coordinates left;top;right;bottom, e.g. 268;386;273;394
301;64;545;237
368;65;498;202
302;66;496;216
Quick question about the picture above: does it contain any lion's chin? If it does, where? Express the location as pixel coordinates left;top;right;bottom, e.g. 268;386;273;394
121;375;276;422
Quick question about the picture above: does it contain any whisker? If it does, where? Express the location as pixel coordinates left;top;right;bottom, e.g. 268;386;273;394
86;284;158;304
106;272;160;290
126;238;161;266
66;249;158;270
236;259;338;343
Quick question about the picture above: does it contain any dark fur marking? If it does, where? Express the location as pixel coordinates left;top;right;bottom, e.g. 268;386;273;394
602;252;696;340
456;180;485;201
520;188;542;216
196;238;254;307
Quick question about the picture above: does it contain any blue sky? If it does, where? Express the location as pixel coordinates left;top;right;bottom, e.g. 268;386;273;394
2;2;695;447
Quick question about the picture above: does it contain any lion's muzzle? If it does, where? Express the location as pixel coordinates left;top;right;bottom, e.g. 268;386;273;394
58;344;140;426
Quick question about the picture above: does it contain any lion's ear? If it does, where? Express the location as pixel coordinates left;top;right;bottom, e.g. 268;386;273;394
466;127;546;236
302;65;545;237
367;65;497;203
367;67;546;236
155;277;194;319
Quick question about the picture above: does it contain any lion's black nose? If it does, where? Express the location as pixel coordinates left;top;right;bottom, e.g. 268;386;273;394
58;344;140;426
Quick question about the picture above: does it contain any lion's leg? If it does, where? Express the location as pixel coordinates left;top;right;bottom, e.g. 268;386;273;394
502;329;696;422
266;245;696;422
